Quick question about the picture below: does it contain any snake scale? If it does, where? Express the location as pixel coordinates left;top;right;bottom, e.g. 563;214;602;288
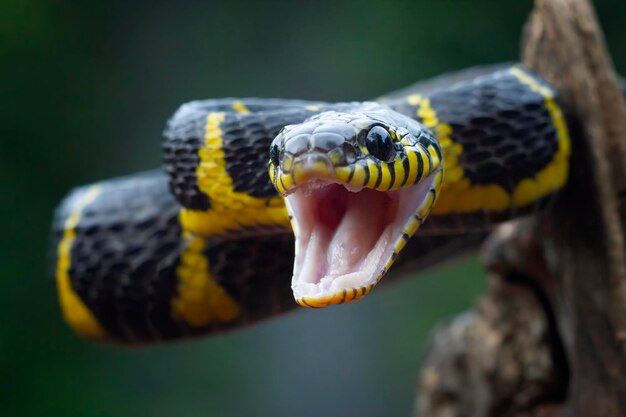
51;65;571;345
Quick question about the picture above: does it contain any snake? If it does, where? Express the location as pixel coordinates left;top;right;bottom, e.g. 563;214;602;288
51;64;571;345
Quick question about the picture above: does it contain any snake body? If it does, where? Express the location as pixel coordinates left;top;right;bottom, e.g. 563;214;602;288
51;65;570;344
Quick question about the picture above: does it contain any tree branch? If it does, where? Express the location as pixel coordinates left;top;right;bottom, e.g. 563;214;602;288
415;0;626;415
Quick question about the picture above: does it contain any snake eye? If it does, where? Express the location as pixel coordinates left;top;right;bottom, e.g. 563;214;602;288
365;126;395;162
269;144;280;166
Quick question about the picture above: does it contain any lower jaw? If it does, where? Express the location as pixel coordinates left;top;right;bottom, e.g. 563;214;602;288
295;284;376;308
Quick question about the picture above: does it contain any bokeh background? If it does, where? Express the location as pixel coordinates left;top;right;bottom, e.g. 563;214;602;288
2;1;625;416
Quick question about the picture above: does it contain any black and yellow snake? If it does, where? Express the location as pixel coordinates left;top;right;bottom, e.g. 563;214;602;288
51;65;570;344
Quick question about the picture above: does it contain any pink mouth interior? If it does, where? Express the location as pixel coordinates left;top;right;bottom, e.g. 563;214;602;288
300;184;396;283
285;177;434;299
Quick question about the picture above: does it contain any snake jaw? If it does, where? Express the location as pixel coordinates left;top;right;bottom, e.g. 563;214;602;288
268;105;443;307
285;170;440;308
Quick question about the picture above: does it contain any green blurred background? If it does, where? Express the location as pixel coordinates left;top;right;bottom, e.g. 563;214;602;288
2;1;625;416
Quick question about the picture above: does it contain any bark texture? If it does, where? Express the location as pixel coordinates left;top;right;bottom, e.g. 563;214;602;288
415;0;626;416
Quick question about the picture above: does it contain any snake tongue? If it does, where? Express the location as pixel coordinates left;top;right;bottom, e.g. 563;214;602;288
285;177;433;304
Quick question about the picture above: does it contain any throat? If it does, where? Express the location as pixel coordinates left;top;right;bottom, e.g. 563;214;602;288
315;183;348;230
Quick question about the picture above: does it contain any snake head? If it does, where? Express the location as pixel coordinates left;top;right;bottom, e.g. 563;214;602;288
268;102;444;307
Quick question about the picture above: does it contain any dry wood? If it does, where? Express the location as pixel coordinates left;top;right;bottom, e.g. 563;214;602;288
415;0;626;415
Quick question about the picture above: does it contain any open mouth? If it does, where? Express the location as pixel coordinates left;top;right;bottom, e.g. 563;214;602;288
284;173;437;307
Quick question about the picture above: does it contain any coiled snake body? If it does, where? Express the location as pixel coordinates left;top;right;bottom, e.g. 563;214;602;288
51;65;570;344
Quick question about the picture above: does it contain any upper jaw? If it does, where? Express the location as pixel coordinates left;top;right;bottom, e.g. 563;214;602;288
284;170;440;308
272;153;354;197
